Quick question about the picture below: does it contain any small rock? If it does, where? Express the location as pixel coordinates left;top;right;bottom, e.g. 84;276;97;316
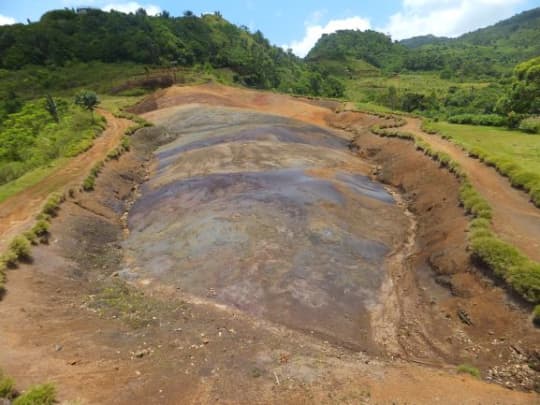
55;344;63;352
134;348;151;358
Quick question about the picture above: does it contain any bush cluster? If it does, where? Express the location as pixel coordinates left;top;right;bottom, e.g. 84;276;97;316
519;116;540;134
448;114;507;127
0;370;56;405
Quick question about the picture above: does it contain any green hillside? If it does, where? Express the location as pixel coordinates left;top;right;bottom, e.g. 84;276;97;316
0;8;343;98
307;7;540;79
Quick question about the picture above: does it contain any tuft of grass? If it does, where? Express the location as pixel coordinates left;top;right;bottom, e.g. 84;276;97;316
12;383;56;405
533;305;540;327
0;370;15;399
8;236;32;262
106;136;131;160
457;364;481;378
42;193;65;217
82;160;104;191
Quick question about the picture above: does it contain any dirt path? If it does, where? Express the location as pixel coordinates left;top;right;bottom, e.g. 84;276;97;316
0;110;132;252
401;118;540;262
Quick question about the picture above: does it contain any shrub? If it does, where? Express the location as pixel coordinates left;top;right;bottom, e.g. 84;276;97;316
42;193;64;217
12;383;56;405
9;235;31;261
534;305;540;327
32;220;50;237
1;250;18;267
0;371;14;399
457;364;480;378
448;114;507;127
518;116;540;134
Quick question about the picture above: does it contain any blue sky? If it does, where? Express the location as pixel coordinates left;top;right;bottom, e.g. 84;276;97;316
1;0;539;56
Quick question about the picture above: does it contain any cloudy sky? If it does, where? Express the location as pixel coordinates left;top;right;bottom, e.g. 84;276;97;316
1;0;538;57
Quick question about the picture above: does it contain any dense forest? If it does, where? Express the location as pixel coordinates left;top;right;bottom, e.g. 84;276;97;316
308;7;540;79
0;8;344;97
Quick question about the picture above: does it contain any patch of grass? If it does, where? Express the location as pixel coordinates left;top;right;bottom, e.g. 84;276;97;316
86;280;179;328
12;383;56;405
41;192;64;217
0;370;15;399
8;235;31;262
457;364;481;378
106;136;131;160
533;305;540;327
82;160;104;191
430;122;540;207
0;160;66;204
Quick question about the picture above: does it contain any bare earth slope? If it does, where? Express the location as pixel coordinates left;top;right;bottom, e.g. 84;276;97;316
0;84;538;404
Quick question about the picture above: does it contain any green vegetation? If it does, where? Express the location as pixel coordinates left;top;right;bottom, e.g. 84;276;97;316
0;370;14;399
74;90;100;121
366;114;540;316
534;305;540;326
519;116;540;134
82;161;104;191
0;99;106;186
0;8;344;98
309;7;540;79
12;384;56;405
457;364;481;378
42;192;65;217
430;122;540;207
0;369;56;404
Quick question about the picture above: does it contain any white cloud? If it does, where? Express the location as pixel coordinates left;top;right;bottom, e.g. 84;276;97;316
102;2;161;16
382;0;525;40
0;14;16;26
284;16;371;57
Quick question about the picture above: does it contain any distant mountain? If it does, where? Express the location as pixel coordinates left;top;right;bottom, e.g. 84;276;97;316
307;7;540;78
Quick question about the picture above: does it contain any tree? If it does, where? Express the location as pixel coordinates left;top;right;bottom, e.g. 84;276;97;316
45;94;59;123
74;90;100;121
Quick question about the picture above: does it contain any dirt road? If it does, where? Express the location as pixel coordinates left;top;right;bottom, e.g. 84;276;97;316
0;110;132;253
401;118;540;262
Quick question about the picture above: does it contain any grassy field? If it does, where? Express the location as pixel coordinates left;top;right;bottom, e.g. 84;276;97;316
431;122;540;205
345;72;491;103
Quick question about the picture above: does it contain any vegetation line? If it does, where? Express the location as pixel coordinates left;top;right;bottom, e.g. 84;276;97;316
362;112;540;323
82;112;152;192
422;120;540;208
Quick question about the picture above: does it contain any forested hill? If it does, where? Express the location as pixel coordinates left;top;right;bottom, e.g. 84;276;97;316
0;8;343;97
307;6;540;79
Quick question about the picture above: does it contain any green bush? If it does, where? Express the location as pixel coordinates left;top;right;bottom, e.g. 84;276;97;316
519;116;540;134
42;193;64;217
9;235;31;261
533;305;540;327
12;383;56;405
457;364;480;378
83;160;104;191
32;220;50;237
0;371;14;399
448;114;507;127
